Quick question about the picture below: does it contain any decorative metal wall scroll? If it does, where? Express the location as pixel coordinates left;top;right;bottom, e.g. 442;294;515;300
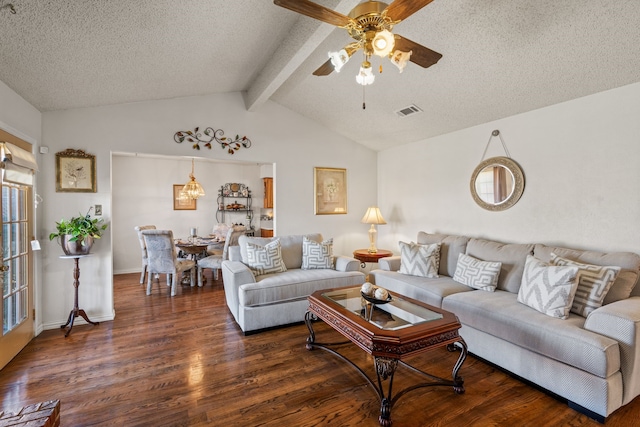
174;126;252;155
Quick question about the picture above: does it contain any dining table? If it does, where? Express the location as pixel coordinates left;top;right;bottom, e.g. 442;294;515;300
175;237;225;285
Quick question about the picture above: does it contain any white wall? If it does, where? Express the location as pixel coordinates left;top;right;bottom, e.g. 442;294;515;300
112;155;264;274
377;82;640;256
39;92;378;329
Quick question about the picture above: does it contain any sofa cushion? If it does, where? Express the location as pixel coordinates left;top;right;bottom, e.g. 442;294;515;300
245;239;287;276
466;238;534;293
442;290;621;378
239;233;323;269
550;253;621;317
398;241;440;278
417;232;470;277
534;244;640;303
517;255;579;320
238;268;364;307
372;270;474;307
453;253;502;292
301;236;334;270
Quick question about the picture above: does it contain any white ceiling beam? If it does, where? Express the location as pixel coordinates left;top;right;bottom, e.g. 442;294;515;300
244;0;361;112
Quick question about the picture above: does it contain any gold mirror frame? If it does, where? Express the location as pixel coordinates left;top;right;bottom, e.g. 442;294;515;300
470;156;525;211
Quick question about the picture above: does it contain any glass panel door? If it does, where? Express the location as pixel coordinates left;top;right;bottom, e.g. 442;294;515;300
0;182;34;370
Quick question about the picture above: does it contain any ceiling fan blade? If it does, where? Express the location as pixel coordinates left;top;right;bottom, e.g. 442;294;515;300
313;59;335;76
394;35;442;68
385;0;435;22
274;0;354;27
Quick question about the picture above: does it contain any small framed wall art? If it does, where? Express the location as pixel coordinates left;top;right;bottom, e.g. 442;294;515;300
314;167;347;215
55;149;97;192
173;184;197;210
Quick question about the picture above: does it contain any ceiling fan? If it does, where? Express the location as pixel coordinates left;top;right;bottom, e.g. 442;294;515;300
273;0;442;86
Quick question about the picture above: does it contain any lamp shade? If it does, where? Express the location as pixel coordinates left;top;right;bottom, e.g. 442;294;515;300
361;206;387;224
181;158;205;200
372;29;395;57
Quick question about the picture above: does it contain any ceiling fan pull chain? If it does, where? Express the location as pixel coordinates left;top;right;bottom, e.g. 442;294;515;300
362;84;366;110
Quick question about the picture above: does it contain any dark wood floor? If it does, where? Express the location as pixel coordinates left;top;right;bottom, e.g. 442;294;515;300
1;273;639;426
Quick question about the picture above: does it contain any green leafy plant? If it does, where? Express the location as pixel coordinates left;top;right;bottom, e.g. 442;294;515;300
49;207;108;244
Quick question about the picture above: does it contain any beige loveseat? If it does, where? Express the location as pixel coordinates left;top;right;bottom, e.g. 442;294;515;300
222;233;365;334
371;232;640;422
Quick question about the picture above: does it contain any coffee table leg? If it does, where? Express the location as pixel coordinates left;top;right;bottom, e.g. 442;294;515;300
447;340;467;394
375;357;398;426
304;311;316;350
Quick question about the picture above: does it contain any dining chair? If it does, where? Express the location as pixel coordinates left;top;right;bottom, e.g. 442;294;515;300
142;229;196;296
197;228;245;286
134;225;156;284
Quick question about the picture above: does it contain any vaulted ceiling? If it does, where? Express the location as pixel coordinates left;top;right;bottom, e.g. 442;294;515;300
1;0;639;151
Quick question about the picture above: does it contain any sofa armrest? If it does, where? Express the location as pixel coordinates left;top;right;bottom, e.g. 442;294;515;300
379;256;401;271
221;260;256;321
584;297;640;405
335;256;360;272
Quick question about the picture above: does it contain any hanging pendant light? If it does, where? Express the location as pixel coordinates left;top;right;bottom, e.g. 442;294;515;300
181;158;205;200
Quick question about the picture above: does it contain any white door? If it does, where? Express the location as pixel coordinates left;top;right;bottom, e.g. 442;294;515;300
0;182;34;370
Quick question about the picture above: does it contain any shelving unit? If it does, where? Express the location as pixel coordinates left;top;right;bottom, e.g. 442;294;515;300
216;183;253;231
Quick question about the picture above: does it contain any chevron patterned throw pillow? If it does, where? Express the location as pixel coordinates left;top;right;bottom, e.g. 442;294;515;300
246;239;287;276
517;255;580;319
550;253;621;317
453;253;502;292
301;236;335;270
398;241;441;278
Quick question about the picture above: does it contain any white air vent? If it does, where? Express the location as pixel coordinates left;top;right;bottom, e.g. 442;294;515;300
395;104;423;117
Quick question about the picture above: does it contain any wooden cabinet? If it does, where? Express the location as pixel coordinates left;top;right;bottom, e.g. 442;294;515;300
263;177;273;208
261;229;273;238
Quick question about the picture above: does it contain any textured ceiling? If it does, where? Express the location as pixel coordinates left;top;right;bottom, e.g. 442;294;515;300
1;0;639;151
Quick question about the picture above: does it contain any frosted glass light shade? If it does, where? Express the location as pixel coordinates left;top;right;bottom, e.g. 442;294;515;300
390;50;412;73
329;49;349;73
356;63;375;85
372;30;395;57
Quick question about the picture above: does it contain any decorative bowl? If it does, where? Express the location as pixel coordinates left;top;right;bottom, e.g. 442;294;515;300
361;291;392;305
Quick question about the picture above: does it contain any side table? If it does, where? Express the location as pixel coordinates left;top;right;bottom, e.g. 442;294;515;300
352;249;393;268
60;255;99;337
353;249;393;281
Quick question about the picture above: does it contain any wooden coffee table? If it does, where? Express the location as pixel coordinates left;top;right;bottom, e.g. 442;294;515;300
305;286;467;426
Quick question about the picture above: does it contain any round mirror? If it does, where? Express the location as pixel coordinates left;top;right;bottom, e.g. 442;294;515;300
471;157;525;211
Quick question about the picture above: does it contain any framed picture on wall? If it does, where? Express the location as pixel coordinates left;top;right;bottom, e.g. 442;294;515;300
314;167;347;215
55;149;97;192
173;184;197;210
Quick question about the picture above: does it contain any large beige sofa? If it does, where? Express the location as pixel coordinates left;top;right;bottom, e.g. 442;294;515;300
222;233;365;334
371;232;640;422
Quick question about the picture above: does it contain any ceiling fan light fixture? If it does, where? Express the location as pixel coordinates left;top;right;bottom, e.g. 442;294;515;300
329;49;349;73
390;49;412;73
356;61;375;86
372;29;395;57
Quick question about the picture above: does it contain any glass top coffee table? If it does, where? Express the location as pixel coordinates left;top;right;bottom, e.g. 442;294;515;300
305;286;467;426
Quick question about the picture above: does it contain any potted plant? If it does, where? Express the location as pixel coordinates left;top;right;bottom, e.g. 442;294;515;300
49;207;108;255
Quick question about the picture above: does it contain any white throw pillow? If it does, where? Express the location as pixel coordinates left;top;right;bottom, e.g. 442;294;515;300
302;236;335;270
517;255;579;320
453;253;502;292
245;239;287;276
550;253;621;317
398;241;440;278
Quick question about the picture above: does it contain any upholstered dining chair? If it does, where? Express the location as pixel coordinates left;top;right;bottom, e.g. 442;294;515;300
197;228;245;286
134;225;156;284
142;229;196;296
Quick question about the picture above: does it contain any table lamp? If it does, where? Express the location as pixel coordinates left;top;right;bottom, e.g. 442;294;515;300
361;206;387;254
